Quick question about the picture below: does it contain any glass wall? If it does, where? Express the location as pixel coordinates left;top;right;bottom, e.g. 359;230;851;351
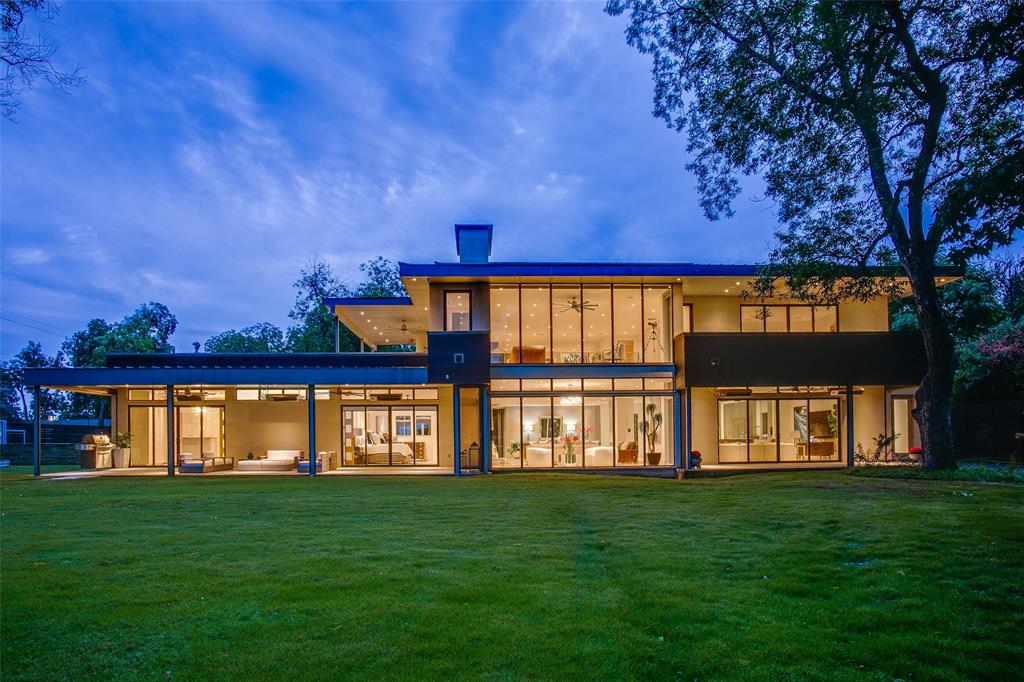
491;284;673;364
176;406;225;464
613;287;643;362
643;286;672;362
520;286;551;362
553;396;583;467
718;395;841;463
128;406;167;467
583;286;612;362
491;390;674;469
892;396;911;456
490;286;520;363
522;396;553;467
342;404;438;466
552;285;583;363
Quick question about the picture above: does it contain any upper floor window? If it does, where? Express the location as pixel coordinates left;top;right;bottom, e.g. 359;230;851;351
740;305;838;333
490;284;673;364
445;291;472;331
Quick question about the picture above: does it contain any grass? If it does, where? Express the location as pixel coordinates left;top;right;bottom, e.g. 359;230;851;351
848;461;1024;483
2;471;1023;680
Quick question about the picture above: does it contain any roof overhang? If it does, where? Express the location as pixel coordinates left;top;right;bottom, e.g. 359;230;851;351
323;297;427;348
25;366;429;388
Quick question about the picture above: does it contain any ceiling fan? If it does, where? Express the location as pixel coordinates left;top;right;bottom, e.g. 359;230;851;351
378;320;415;344
554;296;597;314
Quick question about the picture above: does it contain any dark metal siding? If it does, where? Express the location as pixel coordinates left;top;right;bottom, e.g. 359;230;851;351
426;331;490;385
683;332;927;387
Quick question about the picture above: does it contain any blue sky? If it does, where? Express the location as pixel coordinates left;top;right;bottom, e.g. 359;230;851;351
3;1;798;358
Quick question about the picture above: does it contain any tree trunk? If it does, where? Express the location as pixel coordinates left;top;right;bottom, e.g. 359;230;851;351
907;261;957;469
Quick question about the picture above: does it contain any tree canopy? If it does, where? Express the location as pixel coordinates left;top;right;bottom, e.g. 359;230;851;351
61;302;177;367
608;0;1023;468
205;323;287;354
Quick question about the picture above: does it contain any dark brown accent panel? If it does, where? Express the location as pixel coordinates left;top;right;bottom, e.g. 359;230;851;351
682;332;926;387
427;331;491;385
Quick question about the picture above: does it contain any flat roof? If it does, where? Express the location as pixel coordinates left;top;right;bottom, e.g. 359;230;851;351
398;261;965;279
25;353;429;388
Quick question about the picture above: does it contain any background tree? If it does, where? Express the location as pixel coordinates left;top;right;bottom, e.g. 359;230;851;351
0;340;64;421
286;256;351;352
60;302;177;420
608;0;1023;468
286;256;405;352
1;0;82;120
205;323;287;353
355;256;404;298
62;302;177;368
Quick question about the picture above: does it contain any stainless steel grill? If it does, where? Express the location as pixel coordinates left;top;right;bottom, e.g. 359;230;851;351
76;434;113;469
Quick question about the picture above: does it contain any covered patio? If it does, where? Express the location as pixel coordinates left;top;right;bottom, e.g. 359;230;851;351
23;352;474;478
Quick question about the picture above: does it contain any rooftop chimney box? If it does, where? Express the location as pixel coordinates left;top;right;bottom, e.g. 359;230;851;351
454;224;493;264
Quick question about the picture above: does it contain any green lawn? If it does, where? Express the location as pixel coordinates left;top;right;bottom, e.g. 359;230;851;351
2;472;1022;680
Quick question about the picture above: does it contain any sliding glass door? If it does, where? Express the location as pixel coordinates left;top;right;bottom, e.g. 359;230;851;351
342;405;438;467
175;406;225;464
718;396;842;464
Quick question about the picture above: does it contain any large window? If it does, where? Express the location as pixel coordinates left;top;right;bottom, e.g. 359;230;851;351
176;405;225;464
718;394;841;463
445;291;471;331
491;390;674;469
492;284;673;364
521;286;551;362
128;406;167;467
583;286;612;362
342;404;438;466
490;286;520;362
643;285;672;362
741;305;838;332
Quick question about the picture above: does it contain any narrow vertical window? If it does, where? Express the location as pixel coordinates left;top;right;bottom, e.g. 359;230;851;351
444;291;472;331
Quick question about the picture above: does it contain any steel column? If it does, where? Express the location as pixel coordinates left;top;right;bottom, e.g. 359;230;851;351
335;319;341;353
452;386;461;476
166;385;175;476
480;386;490;474
846;385;855;467
685;386;693;470
32;386;41;477
308;383;317;477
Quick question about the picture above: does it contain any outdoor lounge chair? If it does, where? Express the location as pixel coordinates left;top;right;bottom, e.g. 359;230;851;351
178;452;234;473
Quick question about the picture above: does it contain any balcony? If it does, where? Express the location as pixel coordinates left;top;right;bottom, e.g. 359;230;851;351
677;332;927;387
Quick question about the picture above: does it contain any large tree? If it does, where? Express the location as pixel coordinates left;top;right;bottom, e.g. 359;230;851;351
61;302;177;420
286;256;406;352
0;341;64;421
205;323;287;353
608;0;1024;468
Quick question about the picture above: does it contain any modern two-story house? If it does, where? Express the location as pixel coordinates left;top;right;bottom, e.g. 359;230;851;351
25;224;957;476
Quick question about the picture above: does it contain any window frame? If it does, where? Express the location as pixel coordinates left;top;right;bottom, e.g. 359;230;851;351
739;304;839;333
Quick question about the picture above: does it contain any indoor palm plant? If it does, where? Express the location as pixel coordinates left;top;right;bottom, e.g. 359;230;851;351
641;403;663;466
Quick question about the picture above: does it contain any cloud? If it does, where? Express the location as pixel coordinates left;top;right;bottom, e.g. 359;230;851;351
0;0;880;358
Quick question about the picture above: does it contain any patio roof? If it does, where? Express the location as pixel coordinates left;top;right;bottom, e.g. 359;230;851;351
25;352;429;388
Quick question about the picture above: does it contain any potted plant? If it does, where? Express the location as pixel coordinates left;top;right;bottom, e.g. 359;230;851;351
560;432;580;464
507;441;521;462
641;403;663;465
112;431;132;468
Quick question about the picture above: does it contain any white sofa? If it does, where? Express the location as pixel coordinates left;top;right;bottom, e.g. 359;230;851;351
236;450;301;471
